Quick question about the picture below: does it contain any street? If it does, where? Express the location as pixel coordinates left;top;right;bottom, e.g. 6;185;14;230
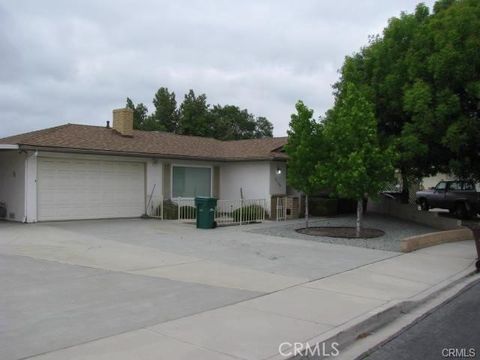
363;279;480;360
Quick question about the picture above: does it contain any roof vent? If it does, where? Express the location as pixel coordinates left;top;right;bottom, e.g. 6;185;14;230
112;108;134;137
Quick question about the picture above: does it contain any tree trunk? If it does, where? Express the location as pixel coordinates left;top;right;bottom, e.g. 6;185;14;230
305;194;309;229
356;199;363;238
401;173;410;204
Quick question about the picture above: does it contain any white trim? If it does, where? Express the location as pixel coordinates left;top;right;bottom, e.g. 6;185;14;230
0;144;19;149
24;150;38;223
170;163;213;199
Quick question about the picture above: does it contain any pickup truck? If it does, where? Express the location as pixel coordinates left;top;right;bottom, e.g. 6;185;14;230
416;180;480;219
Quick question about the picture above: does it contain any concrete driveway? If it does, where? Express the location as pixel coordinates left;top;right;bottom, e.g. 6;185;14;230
0;219;397;360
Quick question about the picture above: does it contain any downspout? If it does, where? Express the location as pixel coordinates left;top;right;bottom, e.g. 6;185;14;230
23;150;38;223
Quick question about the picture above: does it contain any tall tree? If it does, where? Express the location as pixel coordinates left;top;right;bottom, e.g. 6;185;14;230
178;90;210;136
284;101;322;228
208;105;250;140
254;116;274;138
127;88;274;140
315;83;395;236
126;98;153;130
334;0;480;197
152;87;179;133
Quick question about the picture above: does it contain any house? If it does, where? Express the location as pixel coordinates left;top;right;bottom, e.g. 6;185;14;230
0;108;291;222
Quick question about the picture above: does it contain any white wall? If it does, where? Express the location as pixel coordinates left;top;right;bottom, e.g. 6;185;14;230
0;151;26;222
220;161;270;200
146;160;163;213
421;173;455;189
25;151;38;222
269;161;287;196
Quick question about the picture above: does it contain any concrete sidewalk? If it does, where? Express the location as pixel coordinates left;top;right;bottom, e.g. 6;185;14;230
29;240;477;360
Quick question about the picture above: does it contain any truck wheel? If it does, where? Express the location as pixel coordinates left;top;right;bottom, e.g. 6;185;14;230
476;260;480;272
419;199;429;211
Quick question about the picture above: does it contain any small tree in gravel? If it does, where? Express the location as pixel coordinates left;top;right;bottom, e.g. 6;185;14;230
285;101;323;228
314;83;396;237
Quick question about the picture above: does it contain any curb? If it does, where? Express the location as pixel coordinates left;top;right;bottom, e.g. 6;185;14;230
273;263;478;360
401;228;473;252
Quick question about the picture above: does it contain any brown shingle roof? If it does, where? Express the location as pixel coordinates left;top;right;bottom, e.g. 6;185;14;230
0;124;288;161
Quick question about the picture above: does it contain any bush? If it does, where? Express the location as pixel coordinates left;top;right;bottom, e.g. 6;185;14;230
162;200;178;219
309;197;338;216
337;198;357;214
232;204;267;223
161;201;197;219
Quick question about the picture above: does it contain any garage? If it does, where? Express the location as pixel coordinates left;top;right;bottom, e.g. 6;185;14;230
37;157;145;221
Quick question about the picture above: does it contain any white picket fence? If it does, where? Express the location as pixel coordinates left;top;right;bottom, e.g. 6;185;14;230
175;198;267;225
275;196;287;221
176;198;197;223
215;199;267;226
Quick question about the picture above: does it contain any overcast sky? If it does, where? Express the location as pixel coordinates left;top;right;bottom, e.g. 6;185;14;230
0;0;436;138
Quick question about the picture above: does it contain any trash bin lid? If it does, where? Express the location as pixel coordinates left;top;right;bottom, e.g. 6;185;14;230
195;197;217;206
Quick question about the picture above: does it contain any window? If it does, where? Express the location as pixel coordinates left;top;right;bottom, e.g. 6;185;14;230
448;182;461;191
172;166;211;198
435;181;447;191
463;182;475;191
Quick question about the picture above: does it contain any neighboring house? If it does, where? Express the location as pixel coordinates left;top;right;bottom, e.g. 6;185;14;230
0;108;289;222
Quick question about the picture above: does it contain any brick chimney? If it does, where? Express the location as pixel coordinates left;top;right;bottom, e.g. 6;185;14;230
112;108;134;136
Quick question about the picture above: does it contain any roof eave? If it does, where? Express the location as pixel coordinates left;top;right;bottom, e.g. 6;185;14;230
17;144;286;162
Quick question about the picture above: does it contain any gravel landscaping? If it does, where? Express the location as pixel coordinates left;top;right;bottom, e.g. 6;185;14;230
248;214;438;252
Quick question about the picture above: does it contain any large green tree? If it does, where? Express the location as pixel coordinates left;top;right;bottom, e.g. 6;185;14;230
284;101;322;228
315;84;395;236
152;87;179;133
207;105;273;140
126;98;159;131
178;90;210;136
254;116;274;138
126;88;274;140
335;0;480;200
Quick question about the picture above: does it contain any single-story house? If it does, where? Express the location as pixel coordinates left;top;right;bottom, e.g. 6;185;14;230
0;108;292;222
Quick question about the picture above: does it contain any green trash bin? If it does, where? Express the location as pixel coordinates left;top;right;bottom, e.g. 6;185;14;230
195;197;217;229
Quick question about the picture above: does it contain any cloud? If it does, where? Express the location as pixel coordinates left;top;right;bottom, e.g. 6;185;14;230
0;0;435;137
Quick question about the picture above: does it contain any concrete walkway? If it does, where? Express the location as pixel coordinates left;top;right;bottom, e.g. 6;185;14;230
24;237;476;360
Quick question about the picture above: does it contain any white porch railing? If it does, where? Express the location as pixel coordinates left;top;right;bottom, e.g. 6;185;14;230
176;198;197;223
175;198;267;225
215;199;267;226
276;196;287;221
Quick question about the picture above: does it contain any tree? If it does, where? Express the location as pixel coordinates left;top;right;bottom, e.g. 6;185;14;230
126;98;155;130
315;83;395;236
208;105;256;140
126;88;274;140
334;0;480;197
254;116;274;138
284;101;322;228
152;87;179;132
178;90;210;136
206;105;273;140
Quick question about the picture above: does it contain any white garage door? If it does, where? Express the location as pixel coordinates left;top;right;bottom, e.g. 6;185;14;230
38;158;145;221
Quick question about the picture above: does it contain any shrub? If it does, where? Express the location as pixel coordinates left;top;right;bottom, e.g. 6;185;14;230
162;200;178;219
309;197;338;216
161;201;197;219
232;204;267;223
